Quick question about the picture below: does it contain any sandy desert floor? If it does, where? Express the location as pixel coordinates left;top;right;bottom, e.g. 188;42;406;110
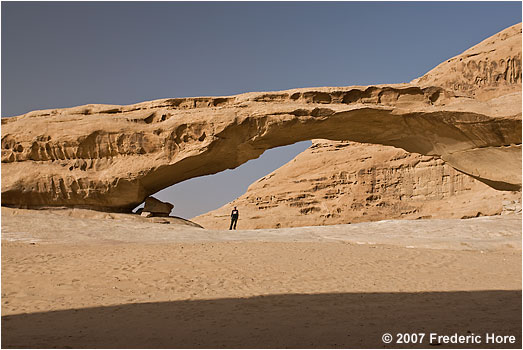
1;208;521;348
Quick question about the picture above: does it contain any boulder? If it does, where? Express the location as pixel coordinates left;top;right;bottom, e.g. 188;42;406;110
143;197;173;216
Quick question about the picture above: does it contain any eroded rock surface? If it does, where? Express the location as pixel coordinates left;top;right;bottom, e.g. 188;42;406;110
1;24;521;212
193;140;521;229
412;22;522;100
142;197;174;216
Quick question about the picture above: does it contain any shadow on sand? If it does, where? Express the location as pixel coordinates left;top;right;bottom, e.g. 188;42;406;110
2;290;521;348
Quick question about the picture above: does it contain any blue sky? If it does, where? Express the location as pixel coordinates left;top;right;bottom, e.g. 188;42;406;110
2;1;521;218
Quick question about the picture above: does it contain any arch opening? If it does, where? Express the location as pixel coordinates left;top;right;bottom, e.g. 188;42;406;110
134;138;520;230
132;141;313;218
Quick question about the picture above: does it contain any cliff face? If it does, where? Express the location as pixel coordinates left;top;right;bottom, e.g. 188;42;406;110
193;140;520;229
1;24;521;212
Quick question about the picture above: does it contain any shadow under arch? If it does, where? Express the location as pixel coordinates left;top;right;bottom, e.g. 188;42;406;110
2;290;521;348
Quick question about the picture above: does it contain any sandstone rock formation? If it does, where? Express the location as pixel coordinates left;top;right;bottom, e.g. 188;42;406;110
412;22;521;100
1;24;521;212
2;206;203;231
193;140;521;229
141;197;174;217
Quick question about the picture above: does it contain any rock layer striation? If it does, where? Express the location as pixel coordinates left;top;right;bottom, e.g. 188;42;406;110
193;140;521;229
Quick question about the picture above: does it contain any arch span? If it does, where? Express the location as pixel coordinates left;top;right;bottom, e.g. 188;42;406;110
1;85;521;212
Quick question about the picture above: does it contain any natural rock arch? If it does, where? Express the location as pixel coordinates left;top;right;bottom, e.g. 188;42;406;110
2;23;522;212
1;84;521;212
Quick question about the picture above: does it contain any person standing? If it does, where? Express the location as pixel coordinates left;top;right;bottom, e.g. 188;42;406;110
229;206;239;230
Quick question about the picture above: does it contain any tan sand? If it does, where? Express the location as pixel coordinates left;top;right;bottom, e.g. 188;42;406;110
1;209;521;348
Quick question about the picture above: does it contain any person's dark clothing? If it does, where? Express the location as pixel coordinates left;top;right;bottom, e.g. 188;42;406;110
229;209;239;230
